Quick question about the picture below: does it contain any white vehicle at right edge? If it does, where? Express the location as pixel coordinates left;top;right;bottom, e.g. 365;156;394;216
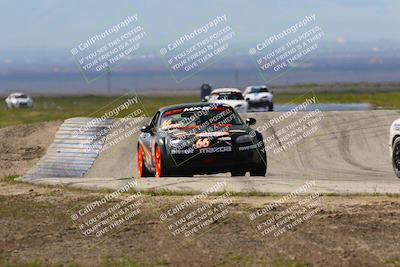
389;119;400;178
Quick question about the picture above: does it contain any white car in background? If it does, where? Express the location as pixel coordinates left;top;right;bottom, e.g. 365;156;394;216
207;88;248;113
243;85;274;111
389;119;400;178
5;93;33;108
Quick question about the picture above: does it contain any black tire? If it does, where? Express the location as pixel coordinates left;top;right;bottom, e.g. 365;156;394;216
179;173;194;177
250;134;267;176
250;164;267;176
137;145;151;177
392;137;400;178
155;145;174;177
231;170;246;177
268;102;274;112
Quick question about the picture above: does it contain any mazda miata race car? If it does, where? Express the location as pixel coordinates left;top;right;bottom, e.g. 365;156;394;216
5;92;33;109
389;119;400;178
206;88;248;113
137;103;267;177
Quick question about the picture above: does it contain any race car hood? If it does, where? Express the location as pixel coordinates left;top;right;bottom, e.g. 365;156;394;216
245;92;273;101
161;124;249;139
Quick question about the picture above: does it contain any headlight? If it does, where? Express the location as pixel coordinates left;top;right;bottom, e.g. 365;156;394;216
169;139;183;147
236;134;254;143
169;138;192;148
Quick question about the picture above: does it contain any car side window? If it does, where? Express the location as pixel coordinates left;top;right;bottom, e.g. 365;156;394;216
150;112;160;130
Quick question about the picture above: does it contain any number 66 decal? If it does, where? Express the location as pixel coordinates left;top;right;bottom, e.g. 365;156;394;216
195;138;210;148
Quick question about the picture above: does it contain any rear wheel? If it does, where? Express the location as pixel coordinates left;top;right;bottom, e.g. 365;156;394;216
392;137;400;178
137;146;151;177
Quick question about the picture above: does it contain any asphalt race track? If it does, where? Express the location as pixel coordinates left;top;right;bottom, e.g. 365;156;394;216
24;110;400;194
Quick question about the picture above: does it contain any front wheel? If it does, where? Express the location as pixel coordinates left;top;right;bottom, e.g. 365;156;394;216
392;137;400;178
250;163;267;176
268;102;274;112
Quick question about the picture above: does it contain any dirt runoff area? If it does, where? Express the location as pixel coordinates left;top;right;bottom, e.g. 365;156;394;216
0;121;61;178
0;180;399;267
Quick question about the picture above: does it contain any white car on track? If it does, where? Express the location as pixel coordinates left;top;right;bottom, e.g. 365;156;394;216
207;88;248;113
389;119;400;178
5;92;33;109
243;85;274;111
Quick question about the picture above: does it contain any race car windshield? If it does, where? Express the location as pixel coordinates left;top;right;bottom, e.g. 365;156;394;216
251;87;269;93
15;94;28;98
211;92;244;100
160;107;243;130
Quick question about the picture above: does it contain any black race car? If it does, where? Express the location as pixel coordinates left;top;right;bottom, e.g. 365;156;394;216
137;102;267;177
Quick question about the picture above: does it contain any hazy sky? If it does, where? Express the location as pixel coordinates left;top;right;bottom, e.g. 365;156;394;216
0;0;399;50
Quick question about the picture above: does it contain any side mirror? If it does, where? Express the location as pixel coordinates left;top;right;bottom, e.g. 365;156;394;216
204;96;210;101
246;118;256;126
141;125;153;133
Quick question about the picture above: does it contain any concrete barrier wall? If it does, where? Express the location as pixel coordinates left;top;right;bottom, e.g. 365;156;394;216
23;118;113;180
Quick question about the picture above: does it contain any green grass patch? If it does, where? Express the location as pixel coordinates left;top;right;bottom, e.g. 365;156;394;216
0;255;80;267
1;175;20;184
0;255;159;267
271;258;311;267
0;196;56;219
99;257;142;267
16;180;400;198
215;253;264;266
385;257;400;267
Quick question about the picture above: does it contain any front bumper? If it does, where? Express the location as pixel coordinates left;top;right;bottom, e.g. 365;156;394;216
165;144;266;174
247;99;271;108
10;102;32;108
